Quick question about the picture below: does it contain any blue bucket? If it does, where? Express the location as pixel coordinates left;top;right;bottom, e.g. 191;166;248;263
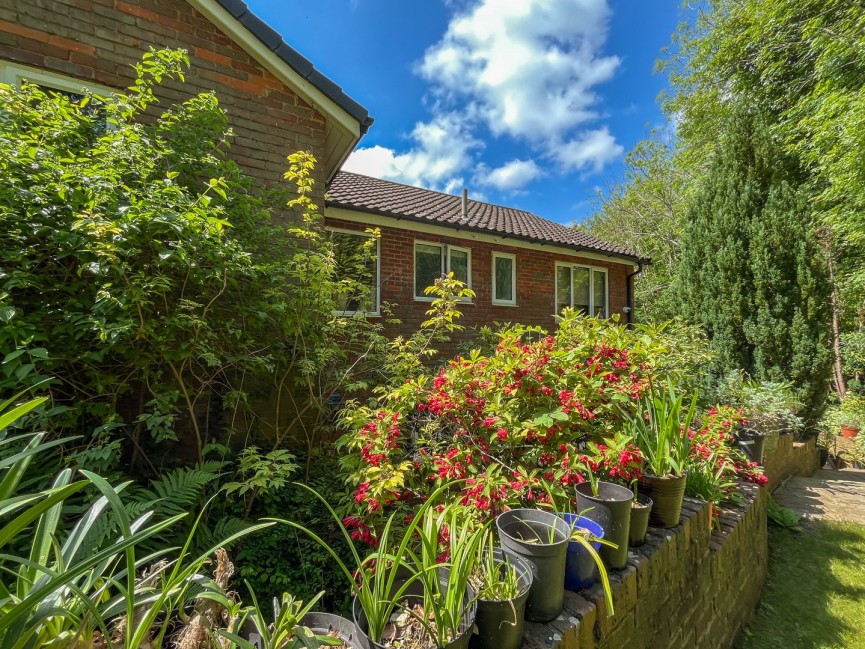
561;513;604;591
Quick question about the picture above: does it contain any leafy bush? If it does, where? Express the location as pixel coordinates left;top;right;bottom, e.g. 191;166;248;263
0;48;385;475
711;370;804;436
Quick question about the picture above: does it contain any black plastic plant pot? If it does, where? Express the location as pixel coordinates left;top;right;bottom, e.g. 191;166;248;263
496;508;569;623
473;547;534;649
817;445;829;468
628;494;653;547
574;481;633;569
737;431;767;464
301;613;363;649
561;513;603;591
639;473;687;528
352;571;476;649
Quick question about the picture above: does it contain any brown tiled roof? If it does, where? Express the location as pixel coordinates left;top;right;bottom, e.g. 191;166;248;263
327;172;645;262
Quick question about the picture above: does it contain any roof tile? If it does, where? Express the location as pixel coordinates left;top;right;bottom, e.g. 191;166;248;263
327;172;644;261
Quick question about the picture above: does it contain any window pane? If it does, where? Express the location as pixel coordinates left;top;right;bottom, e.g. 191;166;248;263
593;270;607;317
415;244;443;297
449;248;469;285
573;267;590;315
494;256;514;302
331;231;377;313
556;265;572;313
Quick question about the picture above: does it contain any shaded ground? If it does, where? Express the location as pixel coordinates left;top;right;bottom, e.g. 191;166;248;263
738;468;865;649
773;469;865;525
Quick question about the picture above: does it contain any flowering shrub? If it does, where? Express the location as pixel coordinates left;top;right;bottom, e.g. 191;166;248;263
338;314;768;542
686;405;768;508
338;314;670;537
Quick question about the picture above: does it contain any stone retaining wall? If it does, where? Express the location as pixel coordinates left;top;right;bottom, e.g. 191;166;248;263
763;435;819;491
525;485;769;649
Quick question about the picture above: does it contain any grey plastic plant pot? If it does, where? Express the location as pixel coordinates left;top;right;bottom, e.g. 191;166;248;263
301;613;363;649
628;493;653;547
574;481;633;569
352;571;476;649
639;473;687;528
496;508;569;623
737;432;767;464
473;547;534;649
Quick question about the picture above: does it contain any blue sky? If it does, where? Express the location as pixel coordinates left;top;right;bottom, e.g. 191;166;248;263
248;0;683;225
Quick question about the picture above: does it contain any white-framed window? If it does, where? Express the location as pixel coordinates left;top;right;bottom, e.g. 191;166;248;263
328;228;380;316
555;263;608;317
414;242;471;300
0;62;116;128
492;252;517;306
0;61;115;99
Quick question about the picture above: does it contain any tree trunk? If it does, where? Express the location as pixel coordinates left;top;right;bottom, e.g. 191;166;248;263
827;245;846;397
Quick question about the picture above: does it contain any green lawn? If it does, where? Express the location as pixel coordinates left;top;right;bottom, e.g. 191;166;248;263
738;520;865;649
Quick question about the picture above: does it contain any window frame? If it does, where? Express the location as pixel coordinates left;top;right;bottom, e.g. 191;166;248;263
0;61;116;98
554;262;609;318
327;227;381;317
413;241;472;301
491;251;517;307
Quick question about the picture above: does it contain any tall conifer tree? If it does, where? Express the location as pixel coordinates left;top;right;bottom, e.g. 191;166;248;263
679;111;832;423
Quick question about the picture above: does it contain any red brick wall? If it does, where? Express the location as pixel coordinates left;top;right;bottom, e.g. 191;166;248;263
327;217;633;354
0;0;328;197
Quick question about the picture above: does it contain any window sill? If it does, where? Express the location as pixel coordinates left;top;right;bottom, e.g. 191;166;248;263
492;302;518;307
413;297;474;305
332;311;382;318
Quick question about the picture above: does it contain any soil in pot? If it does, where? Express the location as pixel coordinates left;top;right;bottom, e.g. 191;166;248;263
639;473;687;528
496;508;569;623
301;613;362;649
561;513;603;590
574;481;633;569
470;548;533;649
628;494;653;547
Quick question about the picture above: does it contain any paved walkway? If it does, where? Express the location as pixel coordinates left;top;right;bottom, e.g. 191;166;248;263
773;468;865;525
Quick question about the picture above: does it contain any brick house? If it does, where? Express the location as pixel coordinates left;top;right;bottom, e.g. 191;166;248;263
0;0;645;346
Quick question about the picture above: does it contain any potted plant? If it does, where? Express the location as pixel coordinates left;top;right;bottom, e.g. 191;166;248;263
469;534;534;649
572;433;642;566
276;484;476;649
561;513;604;590
628;491;653;547
628;380;697;529
574;476;633;569
495;508;569;623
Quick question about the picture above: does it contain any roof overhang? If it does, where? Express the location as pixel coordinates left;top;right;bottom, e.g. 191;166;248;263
326;205;646;268
187;0;373;181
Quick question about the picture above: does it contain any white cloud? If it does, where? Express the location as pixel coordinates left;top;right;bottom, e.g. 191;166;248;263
479;158;543;191
553;127;623;173
347;0;623;192
343;113;481;191
419;0;619;144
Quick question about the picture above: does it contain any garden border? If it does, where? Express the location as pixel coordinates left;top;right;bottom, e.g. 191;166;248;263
524;484;769;649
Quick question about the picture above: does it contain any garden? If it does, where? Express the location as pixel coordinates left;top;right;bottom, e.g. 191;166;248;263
0;46;860;649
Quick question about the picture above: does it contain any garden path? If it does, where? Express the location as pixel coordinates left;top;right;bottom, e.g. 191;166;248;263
773;467;865;525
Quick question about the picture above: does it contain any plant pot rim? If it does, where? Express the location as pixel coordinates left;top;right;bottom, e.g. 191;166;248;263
641;471;687;481
497;508;570;547
632;493;653;508
574;480;634;502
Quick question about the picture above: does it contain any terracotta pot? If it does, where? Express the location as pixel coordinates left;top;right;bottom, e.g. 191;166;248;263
841;425;860;439
638;473;687;528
